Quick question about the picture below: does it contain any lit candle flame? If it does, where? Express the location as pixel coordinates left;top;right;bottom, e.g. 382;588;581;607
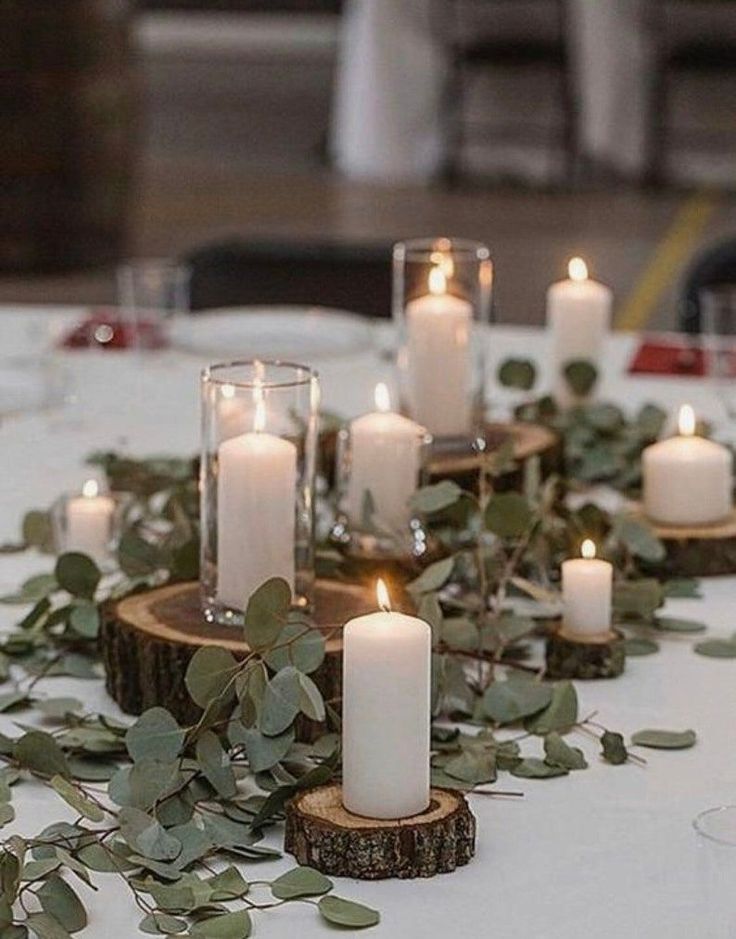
374;382;391;413
82;479;99;499
221;383;235;400
678;403;696;437
581;538;596;560
376;578;391;613
428;265;446;296
568;257;588;282
253;381;266;433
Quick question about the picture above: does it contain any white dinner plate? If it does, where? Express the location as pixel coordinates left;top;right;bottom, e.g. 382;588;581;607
169;306;376;360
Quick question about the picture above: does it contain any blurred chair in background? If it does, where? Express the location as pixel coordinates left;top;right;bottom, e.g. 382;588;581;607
648;0;736;186
679;236;736;334
439;0;577;185
185;239;393;317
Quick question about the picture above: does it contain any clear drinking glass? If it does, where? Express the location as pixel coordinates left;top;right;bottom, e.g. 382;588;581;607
392;237;493;441
117;258;190;349
200;360;320;626
693;805;736;937
701;286;736;423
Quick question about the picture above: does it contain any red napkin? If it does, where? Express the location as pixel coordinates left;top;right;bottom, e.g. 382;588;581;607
59;308;168;351
628;336;706;377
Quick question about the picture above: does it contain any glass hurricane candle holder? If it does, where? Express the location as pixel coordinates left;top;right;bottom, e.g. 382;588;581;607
392;237;493;440
331;383;433;559
51;479;122;566
200;360;320;626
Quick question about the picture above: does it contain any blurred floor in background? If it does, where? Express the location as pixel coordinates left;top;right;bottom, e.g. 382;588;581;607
2;10;736;331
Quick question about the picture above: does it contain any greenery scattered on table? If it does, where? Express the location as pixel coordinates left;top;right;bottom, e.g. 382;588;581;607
0;442;716;939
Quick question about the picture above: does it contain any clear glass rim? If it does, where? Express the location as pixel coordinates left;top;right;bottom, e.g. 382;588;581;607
393;237;491;262
693;805;736;846
201;359;320;390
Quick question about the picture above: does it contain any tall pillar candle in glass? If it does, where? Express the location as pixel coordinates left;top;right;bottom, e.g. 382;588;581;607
334;382;431;558
200;361;320;625
393;238;492;440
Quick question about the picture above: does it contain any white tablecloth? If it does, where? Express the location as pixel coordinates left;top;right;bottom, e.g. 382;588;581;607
3;306;736;938
332;0;651;182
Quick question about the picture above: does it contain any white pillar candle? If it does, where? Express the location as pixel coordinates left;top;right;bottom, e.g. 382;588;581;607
346;383;425;529
66;480;115;564
642;404;732;526
561;539;613;638
216;388;297;611
342;579;431;819
405;264;473;437
547;258;612;402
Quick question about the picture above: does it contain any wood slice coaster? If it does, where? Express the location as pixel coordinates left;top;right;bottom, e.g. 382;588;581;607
284;784;475;879
545;625;625;680
428;421;560;491
101;579;402;730
633;507;736;577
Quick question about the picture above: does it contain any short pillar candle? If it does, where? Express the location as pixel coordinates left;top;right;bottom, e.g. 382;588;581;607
65;480;115;563
342;579;431;820
642;404;733;526
561;539;613;638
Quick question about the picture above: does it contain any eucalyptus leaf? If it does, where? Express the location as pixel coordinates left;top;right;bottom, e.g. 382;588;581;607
125;707;185;763
53;554;100;601
241;727;295;773
563;359;598;396
694;638;736;658
205;867;249;901
190;910;252;939
271;866;332;899
37;876;87;933
118;807;182;861
26;913;71;939
482;679;552;725
510;758;569;779
297;672;325;723
630;728;697;749
653;616;706;634
544;732;587;770
243;577;291;651
260;667;301;737
318;896;380;929
497;358;536;391
264;622;324;675
68;603;100;639
139;913;188;935
612;516;666;563
50;776;105;822
526;682;578;735
196;731;237;799
622;637;660;656
185;647;238;710
485;492;533;539
407;556;454;594
601;730;628;765
410;481;463;514
15;732;70;779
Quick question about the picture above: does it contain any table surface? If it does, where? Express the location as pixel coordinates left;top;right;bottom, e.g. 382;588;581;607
2;305;735;939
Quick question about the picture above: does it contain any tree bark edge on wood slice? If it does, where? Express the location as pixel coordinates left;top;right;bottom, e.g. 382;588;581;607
284;784;476;879
545;625;626;680
641;508;736;578
428;421;560;492
101;579;410;732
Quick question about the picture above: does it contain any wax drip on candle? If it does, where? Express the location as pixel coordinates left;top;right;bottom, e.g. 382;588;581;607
376;577;391;612
581;538;596;560
568;257;588;282
374;382;391;413
678;403;696;437
82;479;99;499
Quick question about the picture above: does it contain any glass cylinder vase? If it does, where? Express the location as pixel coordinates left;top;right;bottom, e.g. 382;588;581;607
392;237;493;441
200;360;320;626
332;384;433;559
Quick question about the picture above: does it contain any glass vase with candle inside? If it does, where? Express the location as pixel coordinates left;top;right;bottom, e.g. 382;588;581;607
200;360;320;626
392;238;492;443
333;381;432;560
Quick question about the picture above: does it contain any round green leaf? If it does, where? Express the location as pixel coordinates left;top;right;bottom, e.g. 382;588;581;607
318;895;380;929
190;909;251;939
243;577;291;651
126;707;185;763
510;757;569;779
54;553;100;600
264;622;325;674
484;493;533;539
694;638;736;658
185;647;238;709
563;359;598;396
271;866;332;899
497;358;536;391
482;679;552;725
259;666;301;736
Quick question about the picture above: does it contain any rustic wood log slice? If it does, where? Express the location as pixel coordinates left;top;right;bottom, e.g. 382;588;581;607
428;421;560;492
545;625;625;680
636;508;736;577
101;579;411;731
284;784;475;879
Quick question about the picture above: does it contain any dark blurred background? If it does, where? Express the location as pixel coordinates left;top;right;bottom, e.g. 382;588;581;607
3;0;736;331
